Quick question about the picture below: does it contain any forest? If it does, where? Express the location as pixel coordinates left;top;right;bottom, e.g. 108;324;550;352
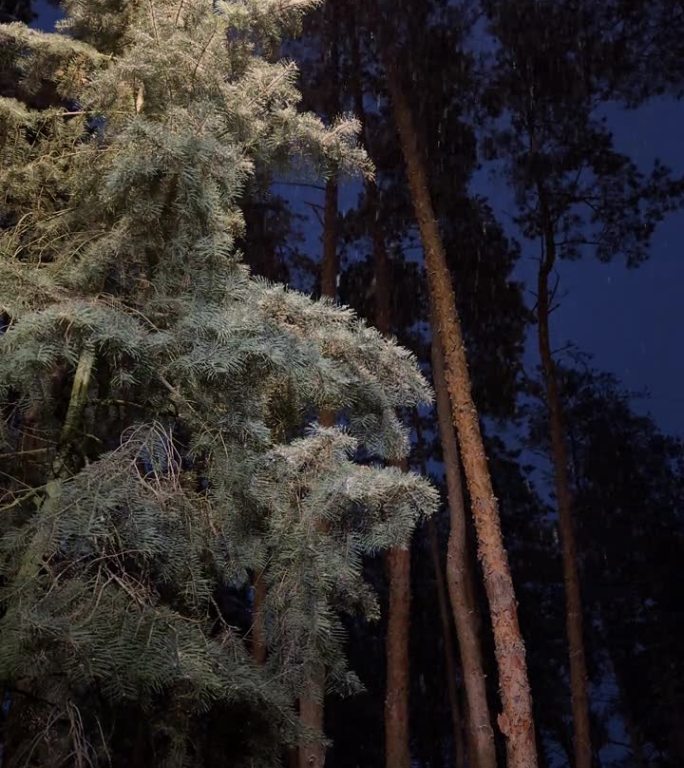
0;0;682;766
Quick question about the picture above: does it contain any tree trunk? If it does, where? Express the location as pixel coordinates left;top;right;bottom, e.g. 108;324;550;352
52;345;96;480
319;178;338;301
299;664;326;768
298;10;342;762
298;175;337;768
251;570;267;664
348;31;412;767
431;332;497;768
536;183;592;768
379;45;538;768
385;545;411;768
371;155;412;768
426;520;466;768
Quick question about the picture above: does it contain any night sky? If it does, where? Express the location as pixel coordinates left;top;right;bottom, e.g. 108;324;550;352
485;96;684;437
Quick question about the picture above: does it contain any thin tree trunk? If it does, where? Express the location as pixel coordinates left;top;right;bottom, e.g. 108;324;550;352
431;333;497;768
536;183;592;768
371;145;412;768
413;409;471;768
51;345;96;480
298;174;337;768
299;78;340;763
4;348;97;763
427;520;466;768
379;43;538;768
298;8;342;763
251;571;267;664
347;29;412;767
319;177;338;302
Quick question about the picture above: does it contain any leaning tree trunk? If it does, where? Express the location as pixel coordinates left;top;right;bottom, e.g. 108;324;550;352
431;331;497;768
426;517;466;768
379;44;538;768
537;183;592;768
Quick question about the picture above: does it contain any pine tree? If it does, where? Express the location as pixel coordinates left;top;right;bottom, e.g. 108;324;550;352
482;3;684;764
538;366;684;766
374;21;539;768
0;2;438;765
326;3;529;762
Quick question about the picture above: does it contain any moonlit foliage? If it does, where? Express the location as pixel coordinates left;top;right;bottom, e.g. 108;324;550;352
0;1;436;764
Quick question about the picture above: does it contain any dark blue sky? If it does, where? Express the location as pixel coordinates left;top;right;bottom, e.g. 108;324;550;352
472;94;684;437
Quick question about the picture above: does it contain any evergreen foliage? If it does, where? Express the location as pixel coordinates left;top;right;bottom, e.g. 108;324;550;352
0;1;437;765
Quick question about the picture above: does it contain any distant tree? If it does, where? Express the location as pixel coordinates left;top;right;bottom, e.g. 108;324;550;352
597;0;684;103
482;2;684;765
0;0;33;23
555;367;684;767
0;2;437;765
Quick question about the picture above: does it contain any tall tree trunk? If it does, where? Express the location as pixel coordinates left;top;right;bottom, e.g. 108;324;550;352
426;520;466;768
378;43;538;768
431;332;497;768
298;9;341;764
298;174;337;768
376;272;412;768
370;119;411;768
371;139;412;768
536;183;592;768
347;27;412;768
385;545;411;768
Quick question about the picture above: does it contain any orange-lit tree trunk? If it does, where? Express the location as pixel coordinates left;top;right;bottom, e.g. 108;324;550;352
379;43;538;768
431;331;497;768
385;544;411;768
536;184;592;768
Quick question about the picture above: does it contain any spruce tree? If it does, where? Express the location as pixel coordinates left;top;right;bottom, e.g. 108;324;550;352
0;2;437;766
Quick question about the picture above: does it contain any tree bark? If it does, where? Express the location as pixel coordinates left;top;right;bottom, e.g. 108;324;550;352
298;8;343;762
347;30;412;767
431;332;497;768
51;345;96;480
299;664;326;768
370;150;412;768
427;519;466;768
298;175;337;768
379;45;538;768
319;178;338;301
299;96;339;768
385;544;411;768
536;182;592;768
